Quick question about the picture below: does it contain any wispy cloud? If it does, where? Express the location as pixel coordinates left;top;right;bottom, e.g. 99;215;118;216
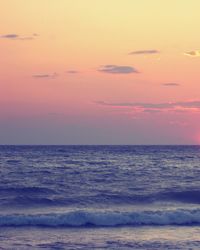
0;33;38;40
66;70;79;74
162;83;180;87
169;120;188;126
0;34;19;39
96;100;200;113
32;73;58;79
184;50;200;57
98;65;139;74
129;49;159;55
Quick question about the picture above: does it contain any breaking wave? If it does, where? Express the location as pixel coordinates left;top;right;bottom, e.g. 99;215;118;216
1;209;200;227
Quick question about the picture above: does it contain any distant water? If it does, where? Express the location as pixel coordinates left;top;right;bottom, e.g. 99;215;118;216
0;145;200;249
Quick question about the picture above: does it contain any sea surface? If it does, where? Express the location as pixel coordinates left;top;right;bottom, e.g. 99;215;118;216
0;145;200;249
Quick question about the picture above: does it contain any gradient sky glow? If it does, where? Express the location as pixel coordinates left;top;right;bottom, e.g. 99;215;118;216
1;0;200;144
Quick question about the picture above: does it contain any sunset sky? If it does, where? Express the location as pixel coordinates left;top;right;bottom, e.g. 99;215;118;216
1;0;200;144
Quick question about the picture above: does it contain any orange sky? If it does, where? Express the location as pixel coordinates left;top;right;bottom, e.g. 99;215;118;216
1;0;200;144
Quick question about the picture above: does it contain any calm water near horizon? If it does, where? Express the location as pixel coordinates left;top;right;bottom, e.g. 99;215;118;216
0;145;200;249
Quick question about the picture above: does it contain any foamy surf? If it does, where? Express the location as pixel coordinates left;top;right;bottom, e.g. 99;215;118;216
1;209;200;227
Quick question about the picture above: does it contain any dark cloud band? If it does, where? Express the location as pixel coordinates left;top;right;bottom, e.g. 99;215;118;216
96;100;200;113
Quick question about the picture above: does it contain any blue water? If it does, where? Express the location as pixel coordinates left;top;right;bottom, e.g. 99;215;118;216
0;145;200;249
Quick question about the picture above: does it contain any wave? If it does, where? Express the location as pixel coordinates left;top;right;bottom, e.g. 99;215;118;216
1;189;200;207
0;187;56;194
73;190;200;205
1;209;200;227
160;190;200;204
95;190;200;204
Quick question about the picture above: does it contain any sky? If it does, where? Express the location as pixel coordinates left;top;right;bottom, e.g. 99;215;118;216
1;0;200;144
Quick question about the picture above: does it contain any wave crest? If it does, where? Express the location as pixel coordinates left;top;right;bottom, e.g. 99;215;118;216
1;209;200;227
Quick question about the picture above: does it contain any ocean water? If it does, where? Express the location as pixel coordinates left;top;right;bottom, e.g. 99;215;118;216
0;145;200;249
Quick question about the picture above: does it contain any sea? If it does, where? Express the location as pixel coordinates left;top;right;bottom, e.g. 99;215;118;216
0;145;200;250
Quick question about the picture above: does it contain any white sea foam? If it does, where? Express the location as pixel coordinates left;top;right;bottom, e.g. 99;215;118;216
1;209;200;227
